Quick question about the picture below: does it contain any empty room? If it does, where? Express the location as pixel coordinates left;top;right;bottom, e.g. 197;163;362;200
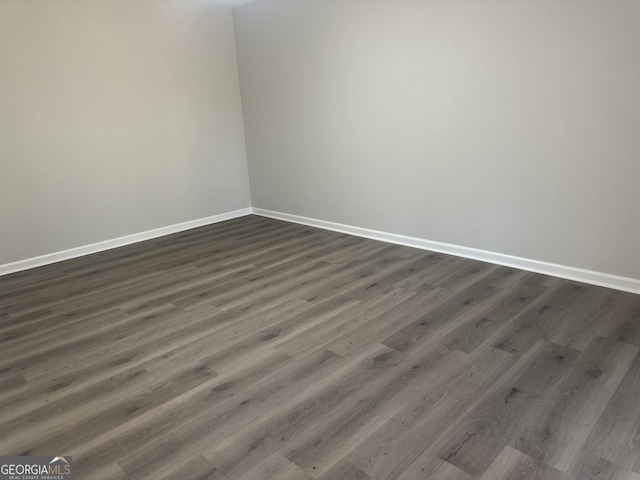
1;0;639;479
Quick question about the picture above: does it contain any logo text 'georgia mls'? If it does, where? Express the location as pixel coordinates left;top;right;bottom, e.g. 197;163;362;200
0;456;72;479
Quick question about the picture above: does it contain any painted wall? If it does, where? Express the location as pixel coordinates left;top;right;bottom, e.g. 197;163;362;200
234;0;640;280
0;0;251;265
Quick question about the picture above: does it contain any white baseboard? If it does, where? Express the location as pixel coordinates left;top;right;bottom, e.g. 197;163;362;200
252;208;640;295
4;206;639;295
0;208;252;277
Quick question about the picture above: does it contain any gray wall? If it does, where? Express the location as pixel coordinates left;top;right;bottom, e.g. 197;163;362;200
0;0;251;265
234;0;640;279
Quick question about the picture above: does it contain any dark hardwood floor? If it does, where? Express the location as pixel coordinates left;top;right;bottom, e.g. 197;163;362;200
1;215;639;480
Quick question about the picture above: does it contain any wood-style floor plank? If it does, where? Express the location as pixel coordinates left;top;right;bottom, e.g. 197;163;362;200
0;215;638;479
511;336;639;472
582;351;640;473
478;446;565;480
433;340;580;476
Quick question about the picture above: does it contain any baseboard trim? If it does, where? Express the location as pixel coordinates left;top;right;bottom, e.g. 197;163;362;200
0;208;252;277
252;208;640;295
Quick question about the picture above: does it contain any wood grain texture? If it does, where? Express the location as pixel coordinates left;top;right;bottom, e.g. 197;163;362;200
0;215;638;479
478;447;565;480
